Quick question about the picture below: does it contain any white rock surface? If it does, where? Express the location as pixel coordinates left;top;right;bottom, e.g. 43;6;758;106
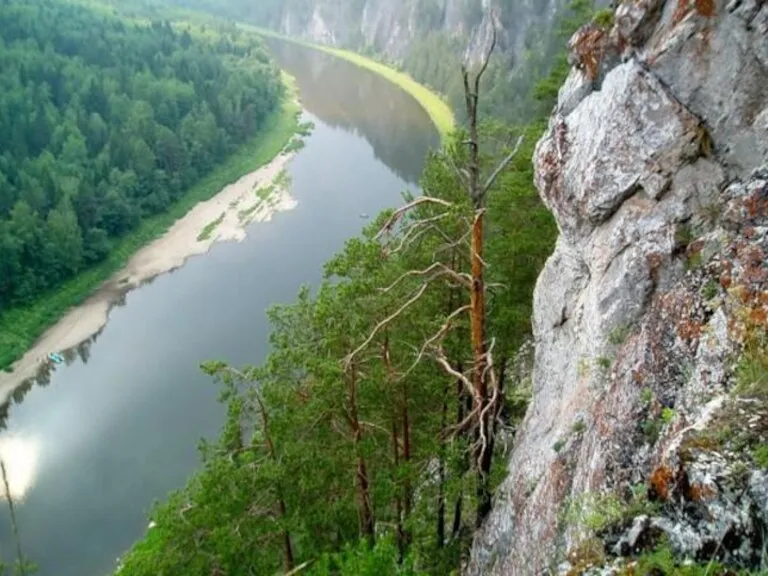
468;1;768;573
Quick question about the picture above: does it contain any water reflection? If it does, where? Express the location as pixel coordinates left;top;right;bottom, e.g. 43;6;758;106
0;435;40;502
267;40;440;184
0;313;109;432
0;41;438;576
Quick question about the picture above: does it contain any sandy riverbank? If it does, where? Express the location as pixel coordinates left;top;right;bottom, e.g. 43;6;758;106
0;151;298;405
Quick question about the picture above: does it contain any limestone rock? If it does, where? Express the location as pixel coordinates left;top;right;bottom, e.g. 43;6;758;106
468;1;768;573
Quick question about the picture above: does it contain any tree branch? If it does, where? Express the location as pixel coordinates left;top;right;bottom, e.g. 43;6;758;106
481;135;524;196
381;263;472;296
443;152;472;196
476;385;499;473
375;197;453;240
344;282;431;369
399;305;471;380
284;561;313;576
388;214;450;254
474;18;497;94
432;227;473;262
435;346;476;400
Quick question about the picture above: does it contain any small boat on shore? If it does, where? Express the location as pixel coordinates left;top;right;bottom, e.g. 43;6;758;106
48;352;64;365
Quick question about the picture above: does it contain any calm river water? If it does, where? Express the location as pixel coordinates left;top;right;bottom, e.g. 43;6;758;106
0;40;439;576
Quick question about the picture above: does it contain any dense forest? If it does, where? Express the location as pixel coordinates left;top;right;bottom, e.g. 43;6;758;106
112;3;598;574
0;0;597;573
0;0;282;313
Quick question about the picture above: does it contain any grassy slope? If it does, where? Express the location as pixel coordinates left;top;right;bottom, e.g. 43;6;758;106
250;27;456;142
0;76;301;372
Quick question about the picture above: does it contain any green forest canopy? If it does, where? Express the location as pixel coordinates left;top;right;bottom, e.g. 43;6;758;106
0;0;600;573
115;2;601;573
0;0;282;313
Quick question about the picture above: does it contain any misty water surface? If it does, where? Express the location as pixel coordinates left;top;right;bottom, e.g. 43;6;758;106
0;41;438;576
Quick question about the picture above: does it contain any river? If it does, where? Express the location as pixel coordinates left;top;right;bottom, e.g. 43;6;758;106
0;40;439;576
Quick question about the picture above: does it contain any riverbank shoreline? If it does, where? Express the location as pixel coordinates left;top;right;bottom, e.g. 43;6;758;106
249;28;456;142
0;79;303;405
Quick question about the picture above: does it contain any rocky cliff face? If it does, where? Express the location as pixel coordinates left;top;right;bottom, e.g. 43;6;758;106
275;0;568;64
469;0;768;573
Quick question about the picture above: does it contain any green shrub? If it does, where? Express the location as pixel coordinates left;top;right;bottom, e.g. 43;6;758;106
310;537;426;576
593;8;615;29
753;444;768;469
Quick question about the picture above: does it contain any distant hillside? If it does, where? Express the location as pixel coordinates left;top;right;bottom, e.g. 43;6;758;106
165;0;608;122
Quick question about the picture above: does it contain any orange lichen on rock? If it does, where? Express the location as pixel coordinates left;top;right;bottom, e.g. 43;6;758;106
686;482;717;502
695;0;716;18
744;192;768;219
673;0;716;25
673;0;692;24
677;317;703;342
571;24;607;81
649;465;675;500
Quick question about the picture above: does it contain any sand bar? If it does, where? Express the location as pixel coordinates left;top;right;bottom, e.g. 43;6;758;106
0;151;298;405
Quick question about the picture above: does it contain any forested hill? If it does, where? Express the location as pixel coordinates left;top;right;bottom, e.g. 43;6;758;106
162;0;606;122
0;0;281;314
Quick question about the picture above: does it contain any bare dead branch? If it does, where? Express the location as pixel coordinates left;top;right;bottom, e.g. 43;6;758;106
432;227;473;261
359;420;392;436
480;338;497;386
487;344;499;393
380;262;471;295
443;152;471;195
380;262;443;294
179;503;196;524
448;405;481;438
435;347;476;400
399;305;471;380
481;135;524;195
389;217;450;255
374;197;453;240
344;282;430;369
474;343;502;474
476;386;499;475
474;18;497;94
331;417;350;440
284;561;313;576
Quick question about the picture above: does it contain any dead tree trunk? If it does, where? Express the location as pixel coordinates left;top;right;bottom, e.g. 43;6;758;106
462;22;494;529
343;11;524;538
469;210;493;526
458;18;524;527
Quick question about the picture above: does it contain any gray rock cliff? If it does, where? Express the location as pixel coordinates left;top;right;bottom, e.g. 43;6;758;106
274;0;571;64
469;0;768;573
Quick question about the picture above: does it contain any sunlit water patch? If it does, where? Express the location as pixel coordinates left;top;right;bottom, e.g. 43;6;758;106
0;434;41;502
